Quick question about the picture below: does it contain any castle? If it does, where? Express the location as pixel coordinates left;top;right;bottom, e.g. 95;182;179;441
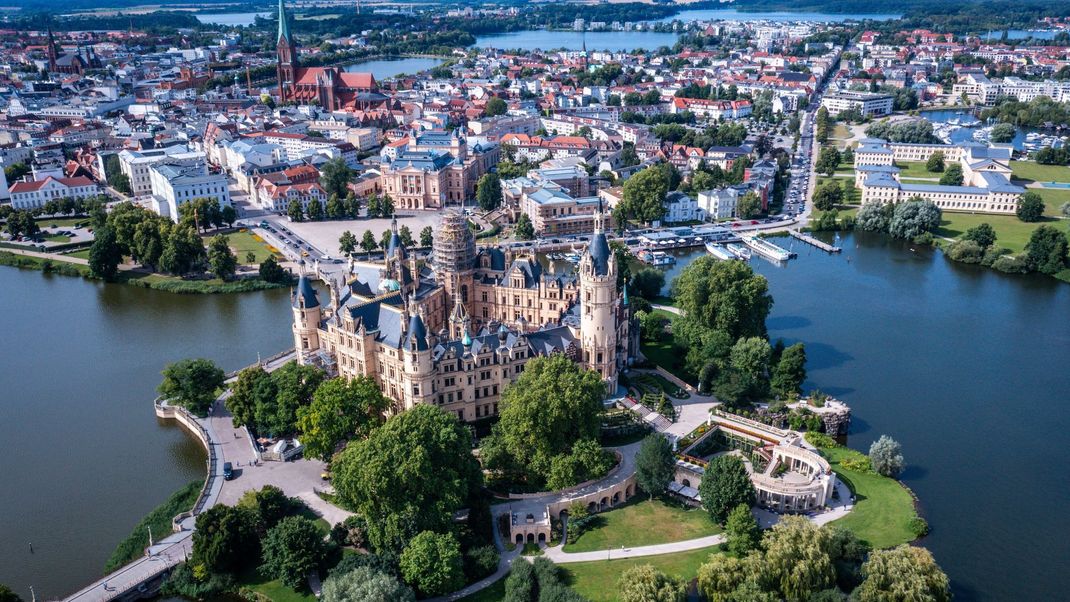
275;0;393;113
291;211;636;422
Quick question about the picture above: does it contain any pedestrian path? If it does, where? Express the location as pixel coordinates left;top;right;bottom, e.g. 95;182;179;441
542;533;725;564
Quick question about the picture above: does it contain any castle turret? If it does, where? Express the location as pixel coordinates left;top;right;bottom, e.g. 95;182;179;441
578;203;618;391
292;263;321;364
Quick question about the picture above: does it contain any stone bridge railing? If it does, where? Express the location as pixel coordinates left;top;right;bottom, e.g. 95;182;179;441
154;397;217;532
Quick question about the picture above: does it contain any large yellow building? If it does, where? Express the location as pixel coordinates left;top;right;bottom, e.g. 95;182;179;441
292;212;635;422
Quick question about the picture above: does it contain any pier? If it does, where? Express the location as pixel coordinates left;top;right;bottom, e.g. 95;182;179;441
789;230;842;253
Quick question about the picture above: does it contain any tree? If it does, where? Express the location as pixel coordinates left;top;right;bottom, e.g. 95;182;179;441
619;143;640;167
261;516;329;589
638;310;664;342
88;225;123;281
207;234;237;280
990;122;1016;144
344;192;362;218
338;230;357;255
307;197;325;221
109;172;132;195
962;222;997;249
812;181;843;211
259;361;324;437
332;405;482;554
399;225;414;248
629;434;671;500
0;585;23;602
366;195;382;219
620;164;671;224
725;504;761;556
671;257;772;345
856;545;950;602
260;256;290;284
737;191;762;219
697;554;750;602
476;172;502;212
221;204;237;227
938;163;963;186
815;106;830;144
133;219;165;270
483;355;606;488
925;151;945;173
380;230;392;251
514;213;535;240
191;505;261;574
770;343;807;398
869;435;905;478
889;198;941;240
158;358;225;415
237;485;293;531
228;365;270;428
727;336;772;402
1016;190;1045;222
160;224;206;275
399;531;465;597
762;516;835;601
504;558;537;601
630;267;665;299
321;565;415;602
319;157;354;199
325;194;345;220
296;376;388;461
420;225;433;247
855;202;893;233
618;564;687;602
360;230;378;254
842;146;855;165
815;147;841;177
699;454;756;524
288;199;304;222
1024;225;1069;274
484;96;507;117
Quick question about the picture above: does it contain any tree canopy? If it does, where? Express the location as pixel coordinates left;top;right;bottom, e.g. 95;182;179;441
869;435;905;478
635;433;675;498
398;531;465;597
856;545;950;602
158;358;225;415
296;376;388;461
321;565;415;602
699;454;755;524
261;516;330;589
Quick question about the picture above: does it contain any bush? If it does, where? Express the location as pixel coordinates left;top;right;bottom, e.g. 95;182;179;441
909;516;930;538
991;254;1029;274
946;239;985;264
160;562;235;599
329;515;367;548
805;432;838;449
841;455;873;473
463;544;499;581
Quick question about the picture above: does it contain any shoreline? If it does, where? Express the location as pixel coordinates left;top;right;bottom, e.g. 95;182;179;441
0;250;289;294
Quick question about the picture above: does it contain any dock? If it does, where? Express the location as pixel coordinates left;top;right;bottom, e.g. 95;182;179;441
789;230;842;253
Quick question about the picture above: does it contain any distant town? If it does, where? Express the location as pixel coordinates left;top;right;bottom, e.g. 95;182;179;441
1;1;1068;602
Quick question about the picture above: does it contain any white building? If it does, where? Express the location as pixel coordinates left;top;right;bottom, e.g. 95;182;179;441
697;187;741;220
661;191;706;224
118;147;205;196
8;176;98;210
149;162;232;221
820;91;894;117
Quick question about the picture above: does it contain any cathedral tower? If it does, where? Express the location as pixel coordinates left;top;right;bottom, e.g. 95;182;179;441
276;0;298;101
578;204;618;391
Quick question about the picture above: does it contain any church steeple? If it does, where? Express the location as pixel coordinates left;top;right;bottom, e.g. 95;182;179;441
275;0;298;101
46;27;57;73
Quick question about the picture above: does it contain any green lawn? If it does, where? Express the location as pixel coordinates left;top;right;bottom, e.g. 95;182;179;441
65;249;91;260
42;233;71;243
831;123;852;144
561;546;722;602
936;213;1062;253
893;161;942;180
1028;188;1070;217
457;576;507;602
817;177;860;204
640;335;693;385
1010;160;1070;184
564;497;720;553
222;229;280;264
235;566;317;602
821;446;919;550
35;217;87;228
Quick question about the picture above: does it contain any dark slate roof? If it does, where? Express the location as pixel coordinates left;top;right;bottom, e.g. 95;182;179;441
588;231;611;276
509;257;543;287
406;313;429;351
293;274;319;308
480;248;507;271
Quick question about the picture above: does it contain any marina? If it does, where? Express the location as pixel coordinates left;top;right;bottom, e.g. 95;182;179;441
741;234;795;262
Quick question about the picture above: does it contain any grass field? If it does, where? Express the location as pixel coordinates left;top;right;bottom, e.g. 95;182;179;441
236;566;317;602
821;446;919;550
1028;188;1070;217
564;497;720;553
35;217;88;228
893;161;942;180
223;229;280;264
104;481;201;572
65;249;91;260
561;546;721;602
42;233;71;243
639;312;694;386
936;213;1063;253
1010;160;1070;184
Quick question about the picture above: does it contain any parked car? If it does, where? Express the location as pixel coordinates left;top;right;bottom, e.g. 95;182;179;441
223;462;233;480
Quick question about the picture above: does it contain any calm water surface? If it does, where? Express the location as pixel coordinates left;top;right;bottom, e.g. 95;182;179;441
657;232;1070;600
475;30;680;53
658;9;901;23
194;12;269;27
0;268;292;600
344;57;445;80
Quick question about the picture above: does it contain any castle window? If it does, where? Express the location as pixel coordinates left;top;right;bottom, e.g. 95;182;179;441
413;384;420;395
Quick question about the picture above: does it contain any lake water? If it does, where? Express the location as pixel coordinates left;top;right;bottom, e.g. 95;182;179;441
343;57;445;80
194;12;269;27
0;268;293;600
921;109;1042;152
656;9;901;23
475;30;680;53
654;232;1070;600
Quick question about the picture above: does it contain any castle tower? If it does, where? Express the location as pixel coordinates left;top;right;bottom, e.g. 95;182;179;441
578;204;618;391
291;264;321;364
403;296;434;411
433;211;477;316
275;0;298;101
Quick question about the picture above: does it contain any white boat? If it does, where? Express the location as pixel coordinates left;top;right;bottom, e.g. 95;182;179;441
637;249;676;266
705;241;736;260
272;440;289;454
741;234;794;262
726;243;752;260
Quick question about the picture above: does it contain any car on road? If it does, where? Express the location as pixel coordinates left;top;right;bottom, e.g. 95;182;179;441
223;462;233;480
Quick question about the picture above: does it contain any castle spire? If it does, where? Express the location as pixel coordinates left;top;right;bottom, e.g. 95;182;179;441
277;0;292;44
